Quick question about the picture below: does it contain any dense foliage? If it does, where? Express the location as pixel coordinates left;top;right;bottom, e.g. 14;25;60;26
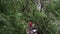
0;0;60;34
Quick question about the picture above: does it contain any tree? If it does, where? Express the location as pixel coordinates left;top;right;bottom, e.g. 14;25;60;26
0;0;59;34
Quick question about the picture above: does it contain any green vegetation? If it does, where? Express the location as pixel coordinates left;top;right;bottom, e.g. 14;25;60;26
0;0;60;34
